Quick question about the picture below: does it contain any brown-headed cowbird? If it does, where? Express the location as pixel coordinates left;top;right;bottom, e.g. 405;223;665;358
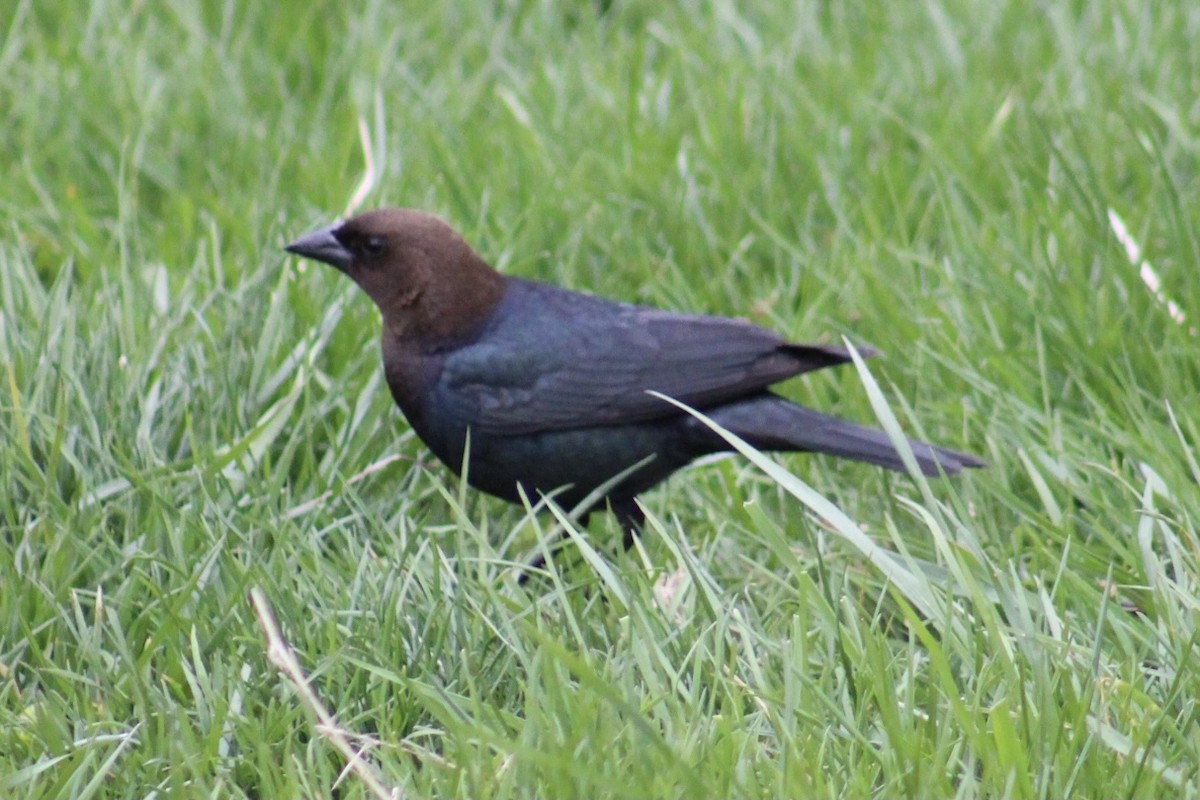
286;209;983;565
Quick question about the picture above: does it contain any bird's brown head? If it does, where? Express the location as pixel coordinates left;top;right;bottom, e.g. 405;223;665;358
285;208;506;345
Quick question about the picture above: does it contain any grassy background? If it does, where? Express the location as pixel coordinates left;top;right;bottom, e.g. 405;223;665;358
3;0;1199;796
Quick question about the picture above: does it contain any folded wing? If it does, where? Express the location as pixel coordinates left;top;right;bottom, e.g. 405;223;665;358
442;280;872;436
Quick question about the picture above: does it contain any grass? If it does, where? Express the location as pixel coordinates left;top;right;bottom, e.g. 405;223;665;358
3;0;1199;796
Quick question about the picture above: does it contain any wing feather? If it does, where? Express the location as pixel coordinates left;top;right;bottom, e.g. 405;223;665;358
441;280;867;435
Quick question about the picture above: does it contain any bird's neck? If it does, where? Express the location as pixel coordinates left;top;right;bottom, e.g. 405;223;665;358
381;248;506;347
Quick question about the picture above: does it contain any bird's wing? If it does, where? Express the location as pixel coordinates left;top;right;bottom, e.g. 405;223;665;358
441;283;866;436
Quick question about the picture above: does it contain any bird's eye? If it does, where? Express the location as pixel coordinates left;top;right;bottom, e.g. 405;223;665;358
361;235;387;258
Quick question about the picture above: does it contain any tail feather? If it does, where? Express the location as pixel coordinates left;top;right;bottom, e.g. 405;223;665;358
705;395;984;477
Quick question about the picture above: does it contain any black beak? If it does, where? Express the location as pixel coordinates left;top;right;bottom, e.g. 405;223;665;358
285;223;352;271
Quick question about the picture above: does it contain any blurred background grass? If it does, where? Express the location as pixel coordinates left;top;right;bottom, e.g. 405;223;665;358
2;1;1198;797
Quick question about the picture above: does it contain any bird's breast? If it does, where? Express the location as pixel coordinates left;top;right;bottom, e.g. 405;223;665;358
381;335;481;472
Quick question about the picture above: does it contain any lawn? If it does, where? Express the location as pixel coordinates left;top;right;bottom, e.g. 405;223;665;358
2;1;1198;797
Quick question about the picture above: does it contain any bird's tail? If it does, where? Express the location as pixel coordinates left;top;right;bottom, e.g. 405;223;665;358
704;394;984;477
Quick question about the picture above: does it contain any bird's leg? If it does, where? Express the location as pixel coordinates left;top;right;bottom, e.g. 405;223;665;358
517;511;591;585
517;501;643;585
613;499;646;552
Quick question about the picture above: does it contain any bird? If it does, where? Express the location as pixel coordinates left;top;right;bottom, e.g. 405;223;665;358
285;208;983;573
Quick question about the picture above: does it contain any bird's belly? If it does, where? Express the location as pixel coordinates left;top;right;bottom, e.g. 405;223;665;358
402;383;705;510
463;423;693;509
